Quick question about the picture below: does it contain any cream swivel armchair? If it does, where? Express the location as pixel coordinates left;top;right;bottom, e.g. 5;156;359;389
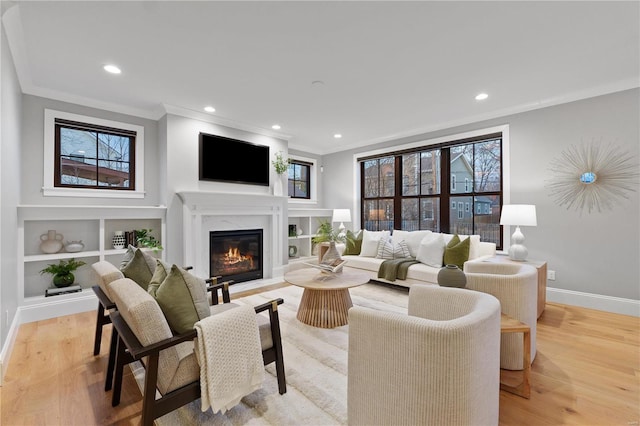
348;285;501;426
464;261;538;370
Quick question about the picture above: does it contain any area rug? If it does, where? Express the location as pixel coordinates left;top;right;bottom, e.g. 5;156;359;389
129;282;409;425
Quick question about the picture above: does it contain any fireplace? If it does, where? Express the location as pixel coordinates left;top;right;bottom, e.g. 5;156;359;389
210;229;263;284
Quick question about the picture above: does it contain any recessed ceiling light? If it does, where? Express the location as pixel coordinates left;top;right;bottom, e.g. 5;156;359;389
103;64;121;74
272;124;281;130
204;106;215;113
475;93;489;101
334;134;342;139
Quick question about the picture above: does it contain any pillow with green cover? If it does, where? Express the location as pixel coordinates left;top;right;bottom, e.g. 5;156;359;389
443;234;470;269
148;264;210;334
120;247;157;290
343;230;363;255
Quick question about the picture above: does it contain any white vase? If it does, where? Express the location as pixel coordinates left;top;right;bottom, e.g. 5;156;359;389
273;174;285;196
40;230;64;254
112;231;126;249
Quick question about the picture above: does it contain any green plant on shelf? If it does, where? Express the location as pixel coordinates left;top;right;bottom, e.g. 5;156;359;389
135;228;163;251
311;220;344;243
39;258;86;288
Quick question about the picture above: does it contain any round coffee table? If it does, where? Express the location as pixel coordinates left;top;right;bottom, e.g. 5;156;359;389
284;268;370;328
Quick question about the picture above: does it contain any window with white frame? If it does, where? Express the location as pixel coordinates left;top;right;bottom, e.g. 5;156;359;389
286;154;319;204
43;109;145;198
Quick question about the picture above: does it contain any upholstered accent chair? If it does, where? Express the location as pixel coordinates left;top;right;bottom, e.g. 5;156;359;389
107;277;286;426
464;261;538;370
348;285;501;426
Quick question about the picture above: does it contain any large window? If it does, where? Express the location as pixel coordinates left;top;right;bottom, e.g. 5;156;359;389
55;119;135;190
288;160;311;199
360;133;503;247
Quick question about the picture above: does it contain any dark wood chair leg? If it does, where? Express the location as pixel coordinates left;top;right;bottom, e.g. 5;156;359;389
93;303;105;355
112;335;128;407
142;353;160;426
105;326;118;391
270;307;287;394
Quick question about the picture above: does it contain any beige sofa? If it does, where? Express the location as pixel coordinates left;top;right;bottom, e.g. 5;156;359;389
341;230;496;287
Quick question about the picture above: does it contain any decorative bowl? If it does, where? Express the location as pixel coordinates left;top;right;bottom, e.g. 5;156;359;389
65;240;85;253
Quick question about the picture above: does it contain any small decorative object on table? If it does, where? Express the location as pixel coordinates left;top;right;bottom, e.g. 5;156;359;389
65;240;84;253
40;229;64;254
112;231;126;249
39;258;86;288
289;224;297;237
288;245;298;258
437;264;467;288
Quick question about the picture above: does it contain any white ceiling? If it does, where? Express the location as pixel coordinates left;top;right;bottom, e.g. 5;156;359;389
3;1;639;154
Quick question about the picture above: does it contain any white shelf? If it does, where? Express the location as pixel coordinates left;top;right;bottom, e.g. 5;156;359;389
24;251;102;263
18;205;166;317
287;208;332;260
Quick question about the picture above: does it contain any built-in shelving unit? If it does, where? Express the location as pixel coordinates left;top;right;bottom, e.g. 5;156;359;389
18;205;166;322
287;208;332;263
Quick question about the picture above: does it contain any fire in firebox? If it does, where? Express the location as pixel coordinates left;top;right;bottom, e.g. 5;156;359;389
210;229;263;284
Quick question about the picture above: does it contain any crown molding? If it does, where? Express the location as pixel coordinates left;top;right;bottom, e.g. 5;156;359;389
161;104;292;141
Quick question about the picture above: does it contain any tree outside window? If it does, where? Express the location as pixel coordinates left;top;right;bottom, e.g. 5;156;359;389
55;119;135;190
359;134;503;248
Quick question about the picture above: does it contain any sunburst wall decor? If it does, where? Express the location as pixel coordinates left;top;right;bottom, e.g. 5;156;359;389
546;140;639;214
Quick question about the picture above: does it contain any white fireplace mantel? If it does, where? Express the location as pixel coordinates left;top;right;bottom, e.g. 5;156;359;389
177;191;288;281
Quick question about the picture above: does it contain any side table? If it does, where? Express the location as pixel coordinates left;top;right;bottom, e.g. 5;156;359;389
500;313;531;399
484;255;547;318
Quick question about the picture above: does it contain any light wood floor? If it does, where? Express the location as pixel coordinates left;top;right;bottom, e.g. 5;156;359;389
1;284;638;426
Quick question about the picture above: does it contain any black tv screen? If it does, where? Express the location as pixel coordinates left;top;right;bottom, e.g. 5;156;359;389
199;132;270;186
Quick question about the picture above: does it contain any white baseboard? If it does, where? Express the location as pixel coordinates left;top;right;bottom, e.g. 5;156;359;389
547;287;640;317
0;309;21;386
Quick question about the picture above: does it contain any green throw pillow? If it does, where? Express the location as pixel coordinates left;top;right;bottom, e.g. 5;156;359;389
120;248;156;290
149;264;210;334
147;259;171;296
443;234;470;269
343;230;363;255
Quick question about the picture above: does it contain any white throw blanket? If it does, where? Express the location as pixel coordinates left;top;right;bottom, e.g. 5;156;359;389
194;304;264;413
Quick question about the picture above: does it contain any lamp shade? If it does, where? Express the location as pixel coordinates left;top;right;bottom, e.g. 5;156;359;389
500;205;537;227
332;209;351;224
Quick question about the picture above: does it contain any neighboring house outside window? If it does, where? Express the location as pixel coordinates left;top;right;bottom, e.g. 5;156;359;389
55;119;135;190
359;131;504;248
43;109;145;198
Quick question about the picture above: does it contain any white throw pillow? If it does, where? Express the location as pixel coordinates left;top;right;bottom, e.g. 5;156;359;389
359;229;391;257
442;233;481;260
416;233;446;267
376;237;411;259
392;230;433;257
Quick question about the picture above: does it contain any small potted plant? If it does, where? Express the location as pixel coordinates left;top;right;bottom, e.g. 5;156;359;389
135;229;163;252
40;258;86;288
312;220;344;264
272;151;289;196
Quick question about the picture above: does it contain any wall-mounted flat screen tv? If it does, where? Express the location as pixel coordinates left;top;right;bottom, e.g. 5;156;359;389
199;132;270;186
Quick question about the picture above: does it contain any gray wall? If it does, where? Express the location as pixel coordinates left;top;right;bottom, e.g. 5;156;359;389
1;21;22;348
322;89;640;301
20;95;162;206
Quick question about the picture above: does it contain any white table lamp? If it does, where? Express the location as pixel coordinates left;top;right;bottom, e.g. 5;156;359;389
500;204;537;261
332;209;351;236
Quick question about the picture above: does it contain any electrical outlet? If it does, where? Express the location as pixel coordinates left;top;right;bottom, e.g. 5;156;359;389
547;270;556;281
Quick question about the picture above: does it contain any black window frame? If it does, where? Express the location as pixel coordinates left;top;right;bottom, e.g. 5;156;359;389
287;159;312;200
54;118;136;191
359;132;504;249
